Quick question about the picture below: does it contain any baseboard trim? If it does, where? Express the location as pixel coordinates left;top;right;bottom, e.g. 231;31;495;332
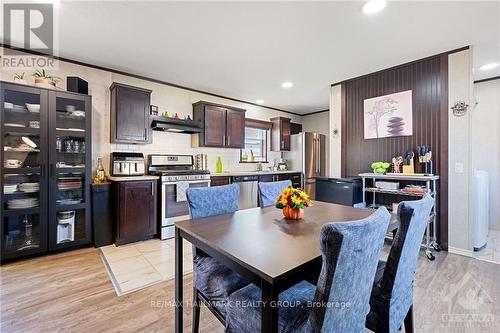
448;246;473;257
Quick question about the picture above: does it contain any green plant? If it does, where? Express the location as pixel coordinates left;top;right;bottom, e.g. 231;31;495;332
13;72;25;80
32;69;61;82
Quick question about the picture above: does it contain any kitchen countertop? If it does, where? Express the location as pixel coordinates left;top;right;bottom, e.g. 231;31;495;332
107;175;160;182
210;170;301;177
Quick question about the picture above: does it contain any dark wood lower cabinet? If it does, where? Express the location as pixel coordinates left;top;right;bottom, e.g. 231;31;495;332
210;176;231;187
114;180;156;246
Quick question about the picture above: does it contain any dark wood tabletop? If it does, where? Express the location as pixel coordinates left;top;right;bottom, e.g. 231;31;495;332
176;201;374;283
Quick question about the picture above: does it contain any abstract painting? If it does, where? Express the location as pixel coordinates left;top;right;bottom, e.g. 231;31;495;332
363;90;413;139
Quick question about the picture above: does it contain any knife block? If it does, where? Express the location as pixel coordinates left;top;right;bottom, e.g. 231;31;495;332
402;158;415;174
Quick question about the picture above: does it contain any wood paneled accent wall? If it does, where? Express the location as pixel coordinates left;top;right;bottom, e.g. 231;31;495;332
340;54;449;248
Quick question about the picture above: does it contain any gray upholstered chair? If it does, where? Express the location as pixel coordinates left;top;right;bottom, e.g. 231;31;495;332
258;180;292;207
186;184;249;332
225;206;391;333
365;194;434;333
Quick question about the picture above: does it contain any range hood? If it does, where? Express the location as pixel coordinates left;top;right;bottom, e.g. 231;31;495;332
151;117;202;134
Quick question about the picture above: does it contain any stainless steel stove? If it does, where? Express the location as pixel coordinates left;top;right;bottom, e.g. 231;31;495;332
148;154;210;239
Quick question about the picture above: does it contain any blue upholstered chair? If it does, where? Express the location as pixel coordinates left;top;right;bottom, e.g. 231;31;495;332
186;184;249;332
258;180;292;207
365;195;434;333
225;206;391;333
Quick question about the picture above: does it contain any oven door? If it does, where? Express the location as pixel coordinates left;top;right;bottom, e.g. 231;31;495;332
160;180;209;239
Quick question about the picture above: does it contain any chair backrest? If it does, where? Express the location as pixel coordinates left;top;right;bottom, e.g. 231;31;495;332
258;180;292;207
186;184;239;219
379;194;434;300
308;207;391;332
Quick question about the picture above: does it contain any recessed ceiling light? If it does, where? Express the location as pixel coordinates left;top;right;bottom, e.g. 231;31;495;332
362;0;386;15
479;62;499;71
281;81;293;89
256;99;265;104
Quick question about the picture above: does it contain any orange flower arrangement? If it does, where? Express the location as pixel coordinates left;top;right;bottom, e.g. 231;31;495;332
275;186;312;219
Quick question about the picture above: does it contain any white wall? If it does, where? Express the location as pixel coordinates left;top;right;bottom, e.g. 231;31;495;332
472;79;500;230
301;111;329;175
0;48;302;174
448;49;474;254
329;84;342;178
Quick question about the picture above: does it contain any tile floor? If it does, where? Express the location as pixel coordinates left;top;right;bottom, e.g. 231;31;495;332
473;229;500;264
100;238;193;296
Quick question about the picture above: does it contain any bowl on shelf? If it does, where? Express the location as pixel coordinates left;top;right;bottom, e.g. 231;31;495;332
25;103;40;113
69;110;85;117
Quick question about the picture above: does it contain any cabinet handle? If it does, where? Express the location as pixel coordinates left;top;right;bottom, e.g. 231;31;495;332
227;135;230;146
50;164;55;177
223;135;225;146
281;140;284;148
151;182;154;196
144;128;148;141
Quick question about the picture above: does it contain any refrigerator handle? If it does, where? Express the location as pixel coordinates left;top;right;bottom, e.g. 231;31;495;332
316;138;320;174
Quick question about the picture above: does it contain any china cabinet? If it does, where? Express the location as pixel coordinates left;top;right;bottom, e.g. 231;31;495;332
1;81;92;262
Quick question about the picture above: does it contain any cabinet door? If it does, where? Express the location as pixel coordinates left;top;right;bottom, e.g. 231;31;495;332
118;181;155;244
226;109;245;148
204;105;226;147
48;91;92;250
210;176;231;187
258;175;274;183
281;118;291;151
1;84;49;259
114;86;150;143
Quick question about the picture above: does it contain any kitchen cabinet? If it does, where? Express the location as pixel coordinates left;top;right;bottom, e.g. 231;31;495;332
258;173;302;188
114;180;156;246
110;83;152;144
1;82;92;262
210;176;231;187
192;101;246;148
270;117;291;151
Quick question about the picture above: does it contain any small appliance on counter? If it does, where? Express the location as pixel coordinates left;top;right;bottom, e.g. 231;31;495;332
110;152;145;176
276;157;288;171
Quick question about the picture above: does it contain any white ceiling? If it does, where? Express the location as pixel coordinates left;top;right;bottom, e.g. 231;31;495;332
50;1;500;113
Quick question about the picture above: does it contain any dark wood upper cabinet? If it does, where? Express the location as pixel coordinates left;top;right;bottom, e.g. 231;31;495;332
271;116;291;151
203;105;226;146
192;101;246;148
115;180;156;246
226;109;245;148
110;83;152;144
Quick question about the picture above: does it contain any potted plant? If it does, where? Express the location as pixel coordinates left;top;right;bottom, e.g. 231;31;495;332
13;72;27;85
275;186;312;220
32;69;61;89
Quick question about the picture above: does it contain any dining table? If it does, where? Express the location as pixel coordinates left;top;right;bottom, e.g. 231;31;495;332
174;201;375;333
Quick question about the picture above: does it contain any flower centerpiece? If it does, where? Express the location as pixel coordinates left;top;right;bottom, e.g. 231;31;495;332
275;186;312;220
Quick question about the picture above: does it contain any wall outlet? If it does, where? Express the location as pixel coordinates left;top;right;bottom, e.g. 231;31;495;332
454;162;464;173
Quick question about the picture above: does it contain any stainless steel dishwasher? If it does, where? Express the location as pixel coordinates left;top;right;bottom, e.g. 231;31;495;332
232;175;258;209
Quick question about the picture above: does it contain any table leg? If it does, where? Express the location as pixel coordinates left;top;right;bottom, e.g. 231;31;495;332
175;228;183;333
261;280;278;333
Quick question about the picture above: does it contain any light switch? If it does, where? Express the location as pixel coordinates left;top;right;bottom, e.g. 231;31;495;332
454;163;464;173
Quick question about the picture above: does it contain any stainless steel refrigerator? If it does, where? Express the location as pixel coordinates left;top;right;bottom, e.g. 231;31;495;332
284;132;326;199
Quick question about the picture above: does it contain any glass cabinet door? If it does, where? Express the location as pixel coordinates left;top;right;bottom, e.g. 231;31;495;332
49;92;91;249
1;84;48;258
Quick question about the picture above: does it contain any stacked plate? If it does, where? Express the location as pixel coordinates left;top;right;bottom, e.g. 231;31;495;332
4;184;18;194
19;182;40;193
7;198;39;209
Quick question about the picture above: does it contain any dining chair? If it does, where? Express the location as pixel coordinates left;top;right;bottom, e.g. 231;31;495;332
258;180;292;207
186;184;250;332
225;206;391;333
365;194;434;333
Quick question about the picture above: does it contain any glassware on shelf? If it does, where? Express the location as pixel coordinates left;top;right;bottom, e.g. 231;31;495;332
17;215;39;251
56;136;63;152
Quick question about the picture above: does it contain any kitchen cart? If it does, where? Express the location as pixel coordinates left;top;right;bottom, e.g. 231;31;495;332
359;173;440;260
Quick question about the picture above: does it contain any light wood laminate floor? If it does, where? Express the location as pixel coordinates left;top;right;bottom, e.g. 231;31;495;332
1;245;500;333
